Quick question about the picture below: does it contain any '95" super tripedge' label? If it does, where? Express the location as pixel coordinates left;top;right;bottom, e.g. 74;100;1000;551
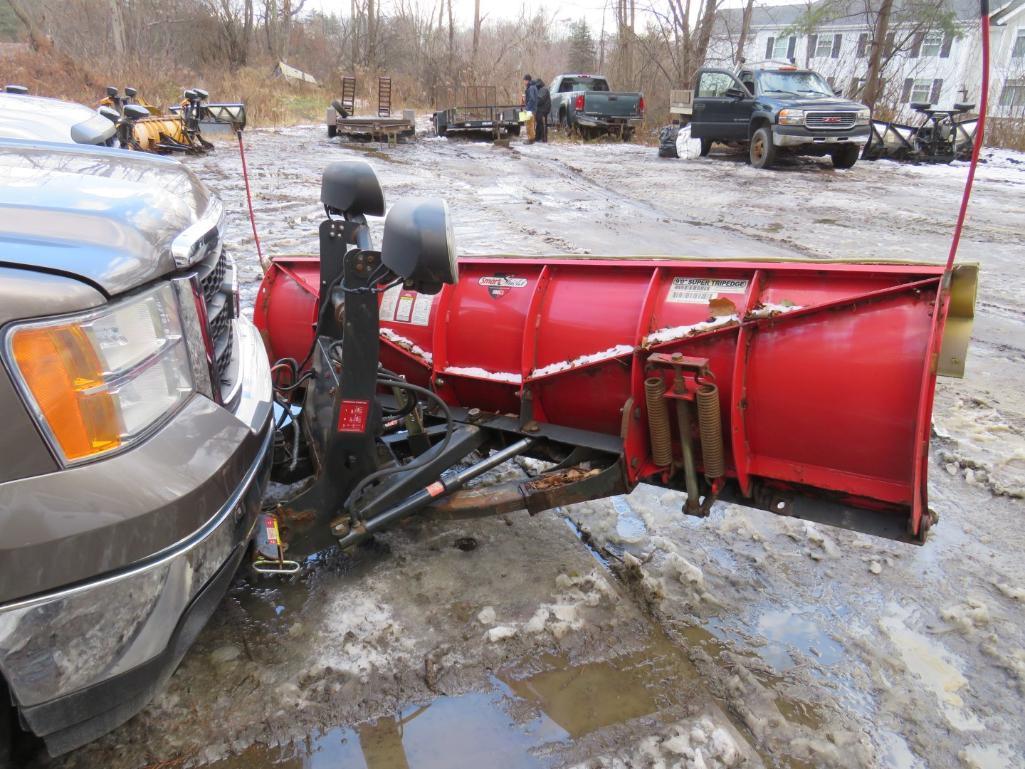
667;277;749;304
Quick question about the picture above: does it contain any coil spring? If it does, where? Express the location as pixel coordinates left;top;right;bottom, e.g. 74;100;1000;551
644;377;673;467
696;383;725;479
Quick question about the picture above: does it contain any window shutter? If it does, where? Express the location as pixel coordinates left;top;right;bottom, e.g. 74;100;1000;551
885;32;895;57
902;78;914;102
809;34;818;57
940;31;953;58
930;78;943;103
857;32;868;57
787;36;796;60
766;36;775;58
910;30;924;58
832;33;842;58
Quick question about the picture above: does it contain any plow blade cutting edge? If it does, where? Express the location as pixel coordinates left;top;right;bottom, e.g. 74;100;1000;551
255;255;977;543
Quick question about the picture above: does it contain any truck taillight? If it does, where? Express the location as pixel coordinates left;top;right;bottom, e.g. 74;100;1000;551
574;94;585;111
638;96;645;114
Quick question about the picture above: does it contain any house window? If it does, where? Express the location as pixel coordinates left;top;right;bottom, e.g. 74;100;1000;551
909;79;933;103
999;79;1025;108
773;36;794;59
1013;30;1025;58
921;30;944;57
857;33;869;58
814;35;833;58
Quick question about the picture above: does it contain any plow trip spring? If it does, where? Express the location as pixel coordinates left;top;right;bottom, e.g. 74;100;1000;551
253;161;977;562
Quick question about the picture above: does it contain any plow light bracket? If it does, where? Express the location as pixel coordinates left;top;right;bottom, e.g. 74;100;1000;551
321;160;386;219
381;198;457;295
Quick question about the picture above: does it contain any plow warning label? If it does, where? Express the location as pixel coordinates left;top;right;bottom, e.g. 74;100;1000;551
667;277;749;304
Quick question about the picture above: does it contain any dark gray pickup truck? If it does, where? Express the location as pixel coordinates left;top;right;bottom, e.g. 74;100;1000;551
0;139;273;761
690;64;870;169
548;74;644;140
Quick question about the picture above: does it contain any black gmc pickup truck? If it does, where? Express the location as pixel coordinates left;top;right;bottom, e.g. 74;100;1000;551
690;64;870;169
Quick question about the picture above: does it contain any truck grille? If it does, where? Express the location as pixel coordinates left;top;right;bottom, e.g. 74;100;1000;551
804;111;858;130
196;246;236;386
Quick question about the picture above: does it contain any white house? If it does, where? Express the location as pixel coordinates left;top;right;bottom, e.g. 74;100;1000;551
708;0;1025;123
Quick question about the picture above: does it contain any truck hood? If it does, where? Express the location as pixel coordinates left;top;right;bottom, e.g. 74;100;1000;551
0;140;215;297
0;93;116;145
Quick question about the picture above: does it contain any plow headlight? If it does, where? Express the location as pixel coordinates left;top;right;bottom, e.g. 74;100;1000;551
778;109;805;125
856;108;871;125
5;284;194;465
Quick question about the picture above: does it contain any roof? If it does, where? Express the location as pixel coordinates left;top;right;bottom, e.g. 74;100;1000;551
0;140;214;296
716;0;989;35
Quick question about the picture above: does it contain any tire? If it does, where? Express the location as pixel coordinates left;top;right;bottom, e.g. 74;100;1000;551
831;143;860;169
699;137;713;157
327;123;337;138
622;127;634;142
749;126;776;169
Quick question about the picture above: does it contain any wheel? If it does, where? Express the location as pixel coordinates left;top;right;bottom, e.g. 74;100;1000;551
831;142;860;169
622;127;634;142
327;123;337;138
699;137;713;156
749;126;776;169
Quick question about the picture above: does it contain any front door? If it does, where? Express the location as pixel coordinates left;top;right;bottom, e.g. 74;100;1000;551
691;70;752;141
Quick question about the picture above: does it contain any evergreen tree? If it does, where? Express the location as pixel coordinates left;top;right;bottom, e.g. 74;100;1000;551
567;19;596;73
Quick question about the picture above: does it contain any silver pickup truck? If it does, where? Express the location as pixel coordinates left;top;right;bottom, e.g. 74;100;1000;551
0;139;273;761
548;74;644;140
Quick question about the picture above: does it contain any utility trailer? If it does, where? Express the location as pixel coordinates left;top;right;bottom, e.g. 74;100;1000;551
249;160;977;570
433;86;521;140
326;75;416;146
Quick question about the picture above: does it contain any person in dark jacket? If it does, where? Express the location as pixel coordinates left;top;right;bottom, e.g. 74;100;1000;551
532;78;550;143
523;74;538;143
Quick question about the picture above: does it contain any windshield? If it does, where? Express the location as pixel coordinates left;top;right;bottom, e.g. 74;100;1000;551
756;70;833;97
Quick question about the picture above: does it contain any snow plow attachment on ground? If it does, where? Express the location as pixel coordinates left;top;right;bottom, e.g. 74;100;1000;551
862;103;978;164
252;162;977;561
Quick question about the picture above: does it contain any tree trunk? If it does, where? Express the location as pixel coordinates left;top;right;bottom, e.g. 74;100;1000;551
110;0;127;59
862;0;894;111
7;0;54;53
735;0;754;65
367;0;376;69
447;0;454;74
471;0;480;71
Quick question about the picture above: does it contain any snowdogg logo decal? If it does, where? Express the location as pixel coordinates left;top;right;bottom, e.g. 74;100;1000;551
479;274;527;299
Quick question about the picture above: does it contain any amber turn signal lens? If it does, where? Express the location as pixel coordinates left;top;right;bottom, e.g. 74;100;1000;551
10;325;121;461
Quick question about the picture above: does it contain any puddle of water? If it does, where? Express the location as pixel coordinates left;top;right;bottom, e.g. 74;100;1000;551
753;609;844;670
203;633;702;769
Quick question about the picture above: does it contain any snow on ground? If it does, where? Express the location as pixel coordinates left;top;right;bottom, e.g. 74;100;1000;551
52;126;1025;769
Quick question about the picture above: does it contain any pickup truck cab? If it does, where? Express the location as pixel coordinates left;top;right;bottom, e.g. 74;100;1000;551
0;140;273;761
548;74;644;140
690;63;870;169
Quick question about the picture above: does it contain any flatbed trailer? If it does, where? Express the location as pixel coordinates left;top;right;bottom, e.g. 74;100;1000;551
433;86;521;141
326;75;416;145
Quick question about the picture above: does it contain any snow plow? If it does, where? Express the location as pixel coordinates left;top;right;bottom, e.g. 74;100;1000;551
862;102;978;164
251;161;976;565
98;86;245;153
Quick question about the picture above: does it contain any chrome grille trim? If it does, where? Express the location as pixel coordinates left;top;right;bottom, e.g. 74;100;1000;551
804;111;858;130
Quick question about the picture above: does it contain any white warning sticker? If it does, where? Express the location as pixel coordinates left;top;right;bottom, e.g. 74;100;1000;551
410;293;433;326
379;284;401;321
667;277;749;304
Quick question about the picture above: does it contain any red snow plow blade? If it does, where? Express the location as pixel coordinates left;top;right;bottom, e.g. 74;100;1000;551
255;255;976;542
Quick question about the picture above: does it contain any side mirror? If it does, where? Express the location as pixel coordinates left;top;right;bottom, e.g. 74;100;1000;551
125;86;137;99
123;104;150;121
321;160;386;219
98;106;120;123
4;85;28;95
106;85;118;98
833;88;843;97
381;198;457;295
725;86;747;100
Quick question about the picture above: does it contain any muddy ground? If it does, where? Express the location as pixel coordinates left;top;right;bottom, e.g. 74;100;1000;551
54;125;1025;769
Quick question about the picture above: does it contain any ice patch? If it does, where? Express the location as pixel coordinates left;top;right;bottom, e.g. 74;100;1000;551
486;625;518;642
941;599;991;633
444;365;522;384
643;315;738;347
531;343;634;378
477;606;497;625
380;328;432;364
318;592;414;682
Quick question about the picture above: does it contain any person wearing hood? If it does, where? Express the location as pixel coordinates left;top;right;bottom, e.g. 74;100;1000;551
523;74;538;143
532;77;550;143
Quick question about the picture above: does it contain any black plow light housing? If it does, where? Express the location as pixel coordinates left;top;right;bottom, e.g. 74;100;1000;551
381;198;458;295
321;160;386;218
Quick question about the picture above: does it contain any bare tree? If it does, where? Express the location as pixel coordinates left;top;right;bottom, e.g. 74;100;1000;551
734;0;755;65
7;0;54;52
862;0;894;109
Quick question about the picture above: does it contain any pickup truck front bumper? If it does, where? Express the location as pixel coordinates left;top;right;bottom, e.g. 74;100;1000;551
772;125;870;147
0;317;273;756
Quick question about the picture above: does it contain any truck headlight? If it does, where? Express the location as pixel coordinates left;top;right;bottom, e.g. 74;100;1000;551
778;109;805;126
855;109;870;125
5;284;194;464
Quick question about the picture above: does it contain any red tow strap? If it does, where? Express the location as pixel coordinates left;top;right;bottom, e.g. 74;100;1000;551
236;129;266;271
